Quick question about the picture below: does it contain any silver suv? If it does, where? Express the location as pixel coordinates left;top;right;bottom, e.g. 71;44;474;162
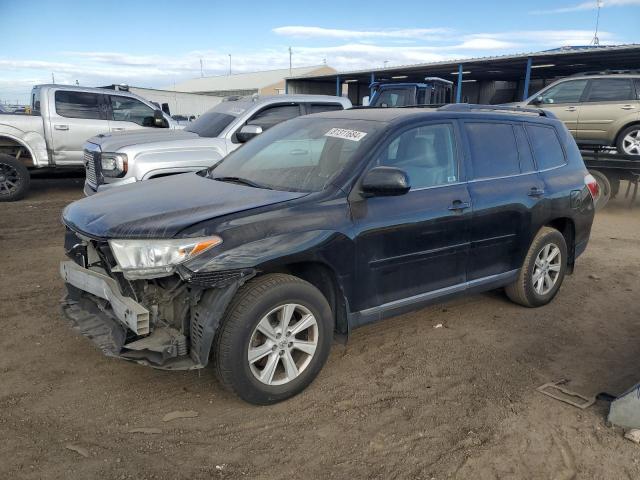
517;72;640;155
83;95;352;195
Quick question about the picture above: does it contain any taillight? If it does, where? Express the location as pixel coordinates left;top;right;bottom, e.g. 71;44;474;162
585;174;599;200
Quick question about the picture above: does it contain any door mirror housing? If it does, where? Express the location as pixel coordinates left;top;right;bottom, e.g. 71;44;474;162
530;96;543;106
361;167;411;197
237;124;263;143
153;109;168;128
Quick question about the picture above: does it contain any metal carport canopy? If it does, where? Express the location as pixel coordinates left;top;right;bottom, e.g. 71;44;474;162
286;44;640;100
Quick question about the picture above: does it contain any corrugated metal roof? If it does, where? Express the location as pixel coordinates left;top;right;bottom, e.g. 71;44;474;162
171;65;335;92
288;44;640;80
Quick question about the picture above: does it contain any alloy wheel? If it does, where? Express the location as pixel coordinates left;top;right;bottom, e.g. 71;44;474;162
0;161;20;195
248;303;319;386
532;243;562;295
622;129;640;155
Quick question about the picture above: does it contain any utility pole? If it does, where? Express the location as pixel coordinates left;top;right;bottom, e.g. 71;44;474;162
200;58;204;77
592;0;602;45
51;72;55;84
289;47;292;76
228;54;231;76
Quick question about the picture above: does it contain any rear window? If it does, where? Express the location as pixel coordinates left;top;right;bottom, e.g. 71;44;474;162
307;103;344;114
585;78;635;102
526;125;566;170
465;123;520;179
55;91;102;119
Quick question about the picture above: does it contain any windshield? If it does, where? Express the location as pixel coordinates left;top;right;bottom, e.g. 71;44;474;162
207;117;382;192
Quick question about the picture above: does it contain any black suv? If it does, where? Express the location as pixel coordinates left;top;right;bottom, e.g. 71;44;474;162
60;104;597;405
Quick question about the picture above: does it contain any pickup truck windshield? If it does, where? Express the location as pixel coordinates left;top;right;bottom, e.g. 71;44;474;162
185;111;235;137
208;117;381;192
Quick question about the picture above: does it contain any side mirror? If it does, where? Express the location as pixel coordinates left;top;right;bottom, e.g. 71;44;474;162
153;110;168;128
530;96;543;105
237;124;263;143
361;166;410;197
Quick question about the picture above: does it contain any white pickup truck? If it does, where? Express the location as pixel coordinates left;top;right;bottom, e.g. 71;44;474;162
0;84;178;201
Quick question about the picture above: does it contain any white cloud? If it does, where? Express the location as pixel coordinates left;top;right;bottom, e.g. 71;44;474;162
530;0;640;15
273;26;451;40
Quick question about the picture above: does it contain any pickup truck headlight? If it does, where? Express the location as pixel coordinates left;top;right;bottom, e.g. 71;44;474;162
101;153;128;178
109;236;222;279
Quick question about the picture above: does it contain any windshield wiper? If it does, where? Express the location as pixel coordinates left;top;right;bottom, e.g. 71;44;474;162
212;176;273;190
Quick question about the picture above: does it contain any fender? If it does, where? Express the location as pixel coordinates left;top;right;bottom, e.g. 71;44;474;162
0;127;49;167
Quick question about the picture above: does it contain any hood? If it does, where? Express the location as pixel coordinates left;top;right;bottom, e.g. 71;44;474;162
63;173;306;239
88;129;199;152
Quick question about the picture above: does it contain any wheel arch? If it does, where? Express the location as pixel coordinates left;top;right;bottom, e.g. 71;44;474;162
259;261;349;336
545;217;576;272
0;134;36;167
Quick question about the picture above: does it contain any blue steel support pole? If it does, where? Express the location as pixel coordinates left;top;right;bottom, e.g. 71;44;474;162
456;64;463;103
370;72;375;98
522;57;533;101
336;76;341;97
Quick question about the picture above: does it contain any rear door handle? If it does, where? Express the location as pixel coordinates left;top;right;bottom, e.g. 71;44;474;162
54;124;69;131
528;187;545;197
112;127;126;131
565;107;577;112
448;200;471;211
621;105;637;110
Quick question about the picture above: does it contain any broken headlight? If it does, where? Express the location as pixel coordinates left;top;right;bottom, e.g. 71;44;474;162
109;236;222;279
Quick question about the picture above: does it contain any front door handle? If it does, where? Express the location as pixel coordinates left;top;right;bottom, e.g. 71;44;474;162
565;106;577;112
528;187;545;197
54;124;69;131
621;105;637;110
448;200;471;211
112;127;126;131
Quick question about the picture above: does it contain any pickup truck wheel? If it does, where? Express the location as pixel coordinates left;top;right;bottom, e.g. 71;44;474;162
505;227;567;308
213;273;332;405
0;153;30;202
617;125;640;156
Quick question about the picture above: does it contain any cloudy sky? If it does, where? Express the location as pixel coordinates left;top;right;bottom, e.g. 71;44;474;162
1;0;639;103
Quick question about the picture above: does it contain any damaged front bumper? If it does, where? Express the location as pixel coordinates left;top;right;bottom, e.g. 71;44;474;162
59;257;251;371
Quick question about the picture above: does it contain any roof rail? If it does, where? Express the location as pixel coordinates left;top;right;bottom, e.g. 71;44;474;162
568;69;640;77
438;103;557;118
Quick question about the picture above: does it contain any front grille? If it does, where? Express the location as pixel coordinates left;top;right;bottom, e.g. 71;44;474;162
84;150;97;186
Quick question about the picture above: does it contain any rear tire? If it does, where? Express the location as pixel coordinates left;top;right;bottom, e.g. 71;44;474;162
213;274;333;405
0;153;30;202
505;227;568;308
616;124;640;156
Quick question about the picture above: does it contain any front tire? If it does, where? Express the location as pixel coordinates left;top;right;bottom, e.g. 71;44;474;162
213;274;333;405
0;153;30;202
506;227;568;308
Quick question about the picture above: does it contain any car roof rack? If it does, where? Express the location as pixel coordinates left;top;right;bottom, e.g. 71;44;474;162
437;103;556;118
568;69;640;77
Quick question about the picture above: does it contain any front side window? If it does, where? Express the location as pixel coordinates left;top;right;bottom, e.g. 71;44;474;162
585;78;635;102
536;80;588;105
526;125;566;170
55;91;102;119
247;104;301;130
375;123;458;189
465;122;519;179
110;96;156;126
209;117;381;192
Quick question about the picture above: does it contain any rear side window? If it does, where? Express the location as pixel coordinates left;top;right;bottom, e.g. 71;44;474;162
55;91;102;119
585;79;635;102
307;103;343;114
248;104;301;130
526;125;566;170
513;125;535;173
465;123;519;179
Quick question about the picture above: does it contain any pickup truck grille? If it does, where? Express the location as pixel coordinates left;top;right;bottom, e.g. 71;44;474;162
84;150;97;186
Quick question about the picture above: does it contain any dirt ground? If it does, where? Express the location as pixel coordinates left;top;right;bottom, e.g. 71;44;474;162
1;175;640;480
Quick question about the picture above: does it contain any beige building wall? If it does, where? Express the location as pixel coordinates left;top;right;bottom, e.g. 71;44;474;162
259;66;338;95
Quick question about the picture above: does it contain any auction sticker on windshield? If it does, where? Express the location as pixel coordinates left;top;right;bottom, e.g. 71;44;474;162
324;128;367;142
